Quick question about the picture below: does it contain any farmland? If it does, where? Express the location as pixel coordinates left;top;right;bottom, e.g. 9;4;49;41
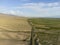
0;13;60;45
30;18;60;30
29;18;60;45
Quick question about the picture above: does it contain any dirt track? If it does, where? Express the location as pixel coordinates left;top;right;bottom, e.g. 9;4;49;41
0;40;30;45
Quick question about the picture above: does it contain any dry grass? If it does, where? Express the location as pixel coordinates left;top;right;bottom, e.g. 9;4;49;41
0;14;31;41
0;14;31;31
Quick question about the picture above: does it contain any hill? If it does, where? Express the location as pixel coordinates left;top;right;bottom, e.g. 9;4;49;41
0;14;31;31
0;13;31;40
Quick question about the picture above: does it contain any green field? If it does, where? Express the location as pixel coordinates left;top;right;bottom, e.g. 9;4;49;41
29;18;60;30
29;18;60;45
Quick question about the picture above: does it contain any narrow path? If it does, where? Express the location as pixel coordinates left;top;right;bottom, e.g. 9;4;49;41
0;26;13;31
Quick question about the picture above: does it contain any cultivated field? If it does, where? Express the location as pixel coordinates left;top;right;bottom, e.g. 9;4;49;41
29;18;60;45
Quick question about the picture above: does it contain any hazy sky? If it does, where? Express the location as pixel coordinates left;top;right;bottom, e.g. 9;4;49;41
0;0;60;17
